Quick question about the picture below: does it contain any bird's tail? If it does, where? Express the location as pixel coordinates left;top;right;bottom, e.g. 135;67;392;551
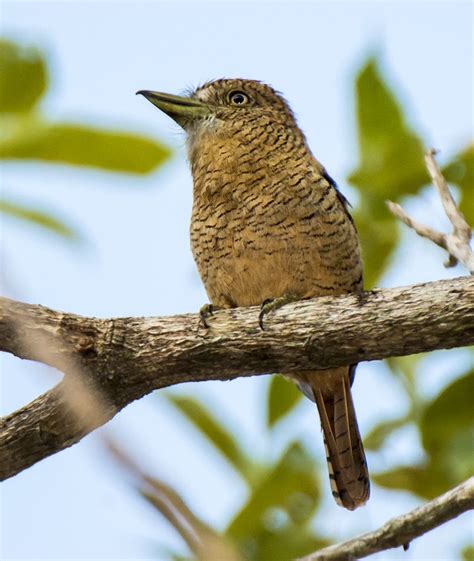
302;367;370;510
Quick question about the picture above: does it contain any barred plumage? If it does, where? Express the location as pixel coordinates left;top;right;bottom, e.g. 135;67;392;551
138;78;370;509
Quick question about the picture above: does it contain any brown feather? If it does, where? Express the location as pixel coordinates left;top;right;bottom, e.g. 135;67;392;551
144;78;370;509
307;367;370;510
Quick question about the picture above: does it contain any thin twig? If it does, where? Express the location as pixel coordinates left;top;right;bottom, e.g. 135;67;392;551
425;149;471;236
297;477;474;561
387;149;473;273
386;201;447;250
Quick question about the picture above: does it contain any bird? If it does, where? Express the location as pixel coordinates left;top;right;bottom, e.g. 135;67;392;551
137;79;369;510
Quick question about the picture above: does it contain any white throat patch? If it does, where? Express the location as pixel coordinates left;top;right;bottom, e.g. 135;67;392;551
185;113;220;158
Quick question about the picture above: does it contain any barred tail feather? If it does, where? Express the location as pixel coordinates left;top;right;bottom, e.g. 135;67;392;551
311;369;370;510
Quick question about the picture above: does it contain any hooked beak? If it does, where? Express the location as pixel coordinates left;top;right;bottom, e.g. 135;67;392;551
136;90;211;127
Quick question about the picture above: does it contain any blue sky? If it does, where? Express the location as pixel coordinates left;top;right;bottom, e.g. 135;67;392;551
1;1;472;559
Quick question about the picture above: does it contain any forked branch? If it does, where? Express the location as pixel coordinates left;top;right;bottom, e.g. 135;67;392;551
387;149;473;272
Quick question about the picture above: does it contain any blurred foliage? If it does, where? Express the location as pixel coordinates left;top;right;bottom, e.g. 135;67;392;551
349;57;423;286
0;198;76;239
226;442;326;561
364;414;411;451
0;40;46;113
161;394;328;560
5;37;472;560
267;375;302;428
374;369;474;498
226;443;320;535
1;123;170;173
166;395;255;482
363;356;422;453
106;438;245;561
0;38;171;238
463;544;474;561
349;57;472;288
349;57;427;199
443;143;474;223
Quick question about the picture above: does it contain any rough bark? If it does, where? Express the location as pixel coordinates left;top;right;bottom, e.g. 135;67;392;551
1;275;473;480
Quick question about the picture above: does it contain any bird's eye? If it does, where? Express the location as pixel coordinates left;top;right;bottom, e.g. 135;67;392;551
228;91;250;106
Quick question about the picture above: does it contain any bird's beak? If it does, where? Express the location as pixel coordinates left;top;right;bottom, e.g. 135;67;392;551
136;90;211;127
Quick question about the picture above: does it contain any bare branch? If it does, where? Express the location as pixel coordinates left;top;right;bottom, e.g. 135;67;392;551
1;275;473;480
387;149;473;272
425;149;472;235
297;477;474;560
386;201;447;251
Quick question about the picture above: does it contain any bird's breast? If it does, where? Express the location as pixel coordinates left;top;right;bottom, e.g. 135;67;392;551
190;189;361;308
188;132;362;308
191;211;303;307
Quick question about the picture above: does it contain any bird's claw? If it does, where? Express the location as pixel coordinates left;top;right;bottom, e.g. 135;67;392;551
258;299;273;330
199;303;222;328
259;294;298;330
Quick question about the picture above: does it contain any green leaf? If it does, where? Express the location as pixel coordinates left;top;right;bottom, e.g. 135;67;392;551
349;56;427;199
364;414;411;451
462;544;474;561
374;369;474;499
385;355;425;414
0;123;171;174
0;198;77;239
227;442;320;540
0;39;47;113
267;375;302;428
354;203;399;288
372;464;450;499
443;143;474;224
347;56;431;286
420;369;474;482
241;524;329;561
164;395;253;481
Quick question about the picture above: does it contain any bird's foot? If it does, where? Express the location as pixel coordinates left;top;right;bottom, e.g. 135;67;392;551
199;303;221;328
258;294;299;330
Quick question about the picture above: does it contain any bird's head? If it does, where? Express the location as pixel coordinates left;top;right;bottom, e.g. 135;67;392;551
137;78;298;137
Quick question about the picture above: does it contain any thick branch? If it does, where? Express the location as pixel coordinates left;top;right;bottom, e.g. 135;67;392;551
1;275;473;480
298;477;474;560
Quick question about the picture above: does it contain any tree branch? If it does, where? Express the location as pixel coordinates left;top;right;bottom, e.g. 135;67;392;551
1;275;473;480
387;149;474;272
297;477;474;560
